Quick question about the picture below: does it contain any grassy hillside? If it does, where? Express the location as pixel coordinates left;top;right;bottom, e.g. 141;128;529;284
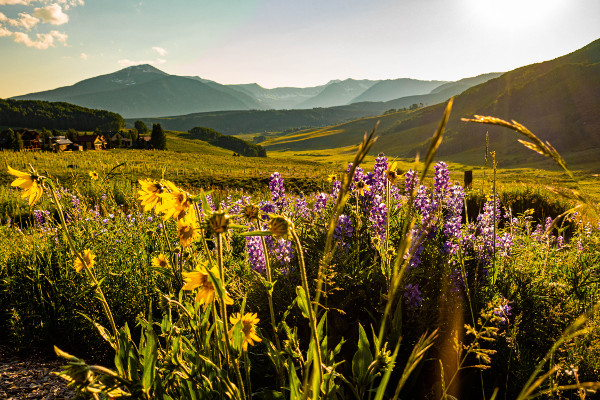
263;39;600;169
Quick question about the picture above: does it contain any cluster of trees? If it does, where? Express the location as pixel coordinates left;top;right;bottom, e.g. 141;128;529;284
0;99;125;131
188;126;266;157
0;128;24;151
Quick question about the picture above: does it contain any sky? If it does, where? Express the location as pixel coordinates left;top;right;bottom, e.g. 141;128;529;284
1;0;600;98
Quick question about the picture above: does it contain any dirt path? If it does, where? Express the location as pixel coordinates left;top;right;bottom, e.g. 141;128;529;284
0;348;75;400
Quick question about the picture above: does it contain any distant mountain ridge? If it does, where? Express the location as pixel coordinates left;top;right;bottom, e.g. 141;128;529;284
262;38;600;168
12;65;496;119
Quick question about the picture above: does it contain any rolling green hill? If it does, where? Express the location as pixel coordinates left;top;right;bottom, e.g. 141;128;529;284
263;39;600;168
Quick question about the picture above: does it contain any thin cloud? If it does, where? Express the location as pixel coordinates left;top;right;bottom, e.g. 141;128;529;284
152;46;167;56
0;12;7;21
13;29;67;49
80;52;88;60
117;58;166;67
33;4;68;25
0;25;12;36
8;13;40;30
0;0;36;4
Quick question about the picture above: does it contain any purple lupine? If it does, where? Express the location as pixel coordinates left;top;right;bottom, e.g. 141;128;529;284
404;169;419;195
433;162;450;202
33;210;46;226
368;194;387;243
273;238;294;265
497;232;513;257
269;172;287;212
334;214;354;248
404;284;423;309
331;179;341;199
493;302;512;325
246;234;266;273
313;192;330;214
444;184;464;256
295;196;311;221
206;194;215;211
366;153;388;198
450;269;465;294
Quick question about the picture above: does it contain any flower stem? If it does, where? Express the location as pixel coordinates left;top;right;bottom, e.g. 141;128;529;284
290;228;323;397
47;180;118;345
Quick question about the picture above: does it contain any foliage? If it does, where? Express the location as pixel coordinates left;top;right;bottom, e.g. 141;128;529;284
1;107;600;399
0;99;125;131
150;123;167;150
188;126;266;157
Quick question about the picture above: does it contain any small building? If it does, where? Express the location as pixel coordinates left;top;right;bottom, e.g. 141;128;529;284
50;136;74;152
76;135;106;150
108;132;133;148
15;129;42;151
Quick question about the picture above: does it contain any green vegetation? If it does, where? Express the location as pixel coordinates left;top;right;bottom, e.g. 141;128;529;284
188;126;266;157
0;99;124;131
150;123;167;150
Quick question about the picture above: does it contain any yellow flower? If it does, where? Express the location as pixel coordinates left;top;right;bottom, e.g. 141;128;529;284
177;214;199;248
74;249;95;273
208;211;230;234
155;180;192;220
89;171;99;180
182;264;233;306
138;179;164;212
269;215;293;240
242;204;260;223
152;254;170;269
386;161;398;184
356;180;371;197
7;165;44;206
327;173;337;183
229;312;262;351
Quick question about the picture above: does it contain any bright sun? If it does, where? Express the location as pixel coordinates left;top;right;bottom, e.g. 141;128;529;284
466;0;565;28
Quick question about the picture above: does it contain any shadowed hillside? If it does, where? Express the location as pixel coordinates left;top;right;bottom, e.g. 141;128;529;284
265;39;600;168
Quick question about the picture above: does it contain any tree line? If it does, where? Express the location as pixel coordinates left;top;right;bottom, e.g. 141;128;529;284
0;99;125;131
188;126;266;157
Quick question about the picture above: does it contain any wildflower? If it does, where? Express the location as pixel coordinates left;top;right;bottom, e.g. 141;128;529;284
7;166;44;206
269;215;293;240
229;312;262;350
246;234;266;273
404;283;423;309
208;211;230;234
242;204;260;223
89;171;99;180
178;215;199;247
74;249;95;273
385;161;398;184
182;264;233;306
155;181;192;220
137;179;164;212
269;172;287;212
356;180;371;197
152;254;170;269
327;173;337;183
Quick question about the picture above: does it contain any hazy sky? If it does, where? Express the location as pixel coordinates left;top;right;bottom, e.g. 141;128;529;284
1;0;600;98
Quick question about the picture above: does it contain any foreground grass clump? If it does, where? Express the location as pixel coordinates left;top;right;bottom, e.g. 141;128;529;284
2;106;600;399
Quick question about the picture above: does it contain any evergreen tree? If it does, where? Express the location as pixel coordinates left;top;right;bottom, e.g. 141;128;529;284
135;120;149;136
151;123;167;150
6;129;24;151
67;128;78;142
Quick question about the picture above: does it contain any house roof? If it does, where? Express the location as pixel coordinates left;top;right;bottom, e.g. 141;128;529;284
76;135;106;142
55;139;73;145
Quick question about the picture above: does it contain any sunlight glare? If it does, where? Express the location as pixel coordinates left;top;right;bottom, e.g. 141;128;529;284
466;0;566;28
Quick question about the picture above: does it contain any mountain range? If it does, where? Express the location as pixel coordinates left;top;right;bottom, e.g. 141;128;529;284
12;64;496;119
263;38;600;168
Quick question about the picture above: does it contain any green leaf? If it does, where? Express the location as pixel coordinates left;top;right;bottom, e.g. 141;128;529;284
141;325;157;394
239;230;272;237
288;359;302;400
295;286;310;319
352;323;373;384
